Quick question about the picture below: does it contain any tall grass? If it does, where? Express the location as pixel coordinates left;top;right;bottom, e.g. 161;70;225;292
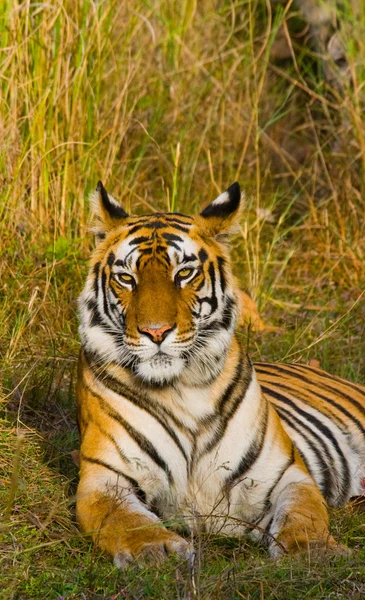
0;1;365;597
1;1;364;274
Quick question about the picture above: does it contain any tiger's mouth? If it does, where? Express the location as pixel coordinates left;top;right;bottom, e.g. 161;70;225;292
133;352;186;385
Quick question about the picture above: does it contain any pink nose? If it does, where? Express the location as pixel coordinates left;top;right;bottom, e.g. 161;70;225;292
139;324;174;343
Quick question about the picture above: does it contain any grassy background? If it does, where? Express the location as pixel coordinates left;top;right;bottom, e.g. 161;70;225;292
1;0;365;598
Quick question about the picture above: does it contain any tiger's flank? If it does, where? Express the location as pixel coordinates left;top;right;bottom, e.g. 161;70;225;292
76;181;365;567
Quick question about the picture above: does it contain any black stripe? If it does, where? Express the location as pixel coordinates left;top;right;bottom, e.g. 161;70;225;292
225;399;268;486
208;262;218;312
163;222;191;233
221;297;236;330
269;380;347;432
126;216;151;226
205;376;253;454
255;364;365;436
274;406;332;500
128;236;151;246
124;224;143;236
287;364;365;415
261;385;350;505
89;388;174;484
88;299;104;327
289;364;365;397
217;256;226;293
195;275;205;292
218;354;244;412
95;421;131;466
198;298;236;335
84;363;190;459
198;248;208;263
136;221;167;230
107;251;115;266
101;375;190;459
80;454;146;503
256;363;365;416
101;268;116;325
200;358;252;458
255;445;295;524
155;244;169;254
101;269;111;319
162;233;183;243
164;240;181;251
93;262;100;297
165;213;193;222
135;246;153;264
109;283;123;305
126;216;191;231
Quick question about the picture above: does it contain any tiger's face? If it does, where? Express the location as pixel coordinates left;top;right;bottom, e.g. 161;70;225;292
79;182;242;386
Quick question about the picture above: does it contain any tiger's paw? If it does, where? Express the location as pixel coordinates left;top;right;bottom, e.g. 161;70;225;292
113;532;193;569
270;534;349;560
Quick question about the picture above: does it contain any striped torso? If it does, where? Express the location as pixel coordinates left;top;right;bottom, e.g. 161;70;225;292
256;362;365;506
78;348;365;539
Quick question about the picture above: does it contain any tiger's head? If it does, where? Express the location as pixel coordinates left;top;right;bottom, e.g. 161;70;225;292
78;181;243;386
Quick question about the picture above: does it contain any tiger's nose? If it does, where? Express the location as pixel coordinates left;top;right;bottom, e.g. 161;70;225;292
139;324;175;344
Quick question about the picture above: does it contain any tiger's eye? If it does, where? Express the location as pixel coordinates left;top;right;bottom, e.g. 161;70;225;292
175;267;196;285
117;273;134;284
178;268;193;278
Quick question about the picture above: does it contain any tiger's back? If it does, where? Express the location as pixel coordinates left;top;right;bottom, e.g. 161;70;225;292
256;362;365;505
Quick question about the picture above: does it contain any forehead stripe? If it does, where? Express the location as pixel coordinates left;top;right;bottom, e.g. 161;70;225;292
162;233;183;242
165;211;191;218
167;242;181;251
128;236;151;246
126;222;166;235
167;223;191;233
127;221;191;236
140;221;166;229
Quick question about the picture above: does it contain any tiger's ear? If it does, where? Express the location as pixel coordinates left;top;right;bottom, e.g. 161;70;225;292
197;182;243;238
89;181;128;240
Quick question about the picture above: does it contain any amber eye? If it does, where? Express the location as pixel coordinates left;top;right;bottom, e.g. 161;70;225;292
175;267;195;284
116;272;135;285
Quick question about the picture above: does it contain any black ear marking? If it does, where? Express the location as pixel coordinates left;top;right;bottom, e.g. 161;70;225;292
227;182;241;209
96;180;128;219
200;182;241;218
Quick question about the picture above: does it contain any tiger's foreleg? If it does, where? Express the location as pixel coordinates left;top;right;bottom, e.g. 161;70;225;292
267;463;338;558
76;466;192;567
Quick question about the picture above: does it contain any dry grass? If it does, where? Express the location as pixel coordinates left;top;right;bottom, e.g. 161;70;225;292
0;0;365;598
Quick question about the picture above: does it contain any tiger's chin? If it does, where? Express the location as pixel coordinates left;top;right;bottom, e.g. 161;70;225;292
134;354;185;386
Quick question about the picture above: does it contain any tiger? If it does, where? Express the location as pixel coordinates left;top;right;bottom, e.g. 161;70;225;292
76;180;365;567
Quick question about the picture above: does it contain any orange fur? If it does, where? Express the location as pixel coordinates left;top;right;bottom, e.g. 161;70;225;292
76;183;365;565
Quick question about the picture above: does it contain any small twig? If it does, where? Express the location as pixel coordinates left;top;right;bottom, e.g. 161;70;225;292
5;434;25;515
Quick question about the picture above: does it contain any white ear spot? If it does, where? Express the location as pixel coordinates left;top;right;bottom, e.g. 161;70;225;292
211;191;230;206
89;189;121;212
200;182;242;220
